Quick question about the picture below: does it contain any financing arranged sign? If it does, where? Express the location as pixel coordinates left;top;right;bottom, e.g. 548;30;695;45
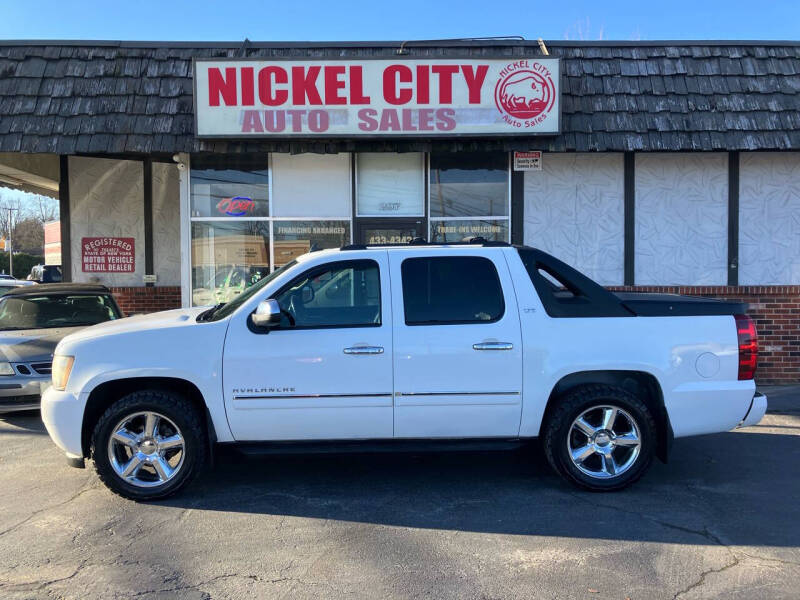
194;58;560;138
81;237;135;273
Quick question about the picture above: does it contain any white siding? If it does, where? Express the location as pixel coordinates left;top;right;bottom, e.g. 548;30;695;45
739;152;800;285
523;153;624;285
152;162;181;286
635;153;728;285
69;156;145;287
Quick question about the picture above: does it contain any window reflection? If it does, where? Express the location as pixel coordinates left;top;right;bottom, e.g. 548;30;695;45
430;220;509;243
430;152;508;217
191;221;270;306
273;221;351;267
190;155;269;218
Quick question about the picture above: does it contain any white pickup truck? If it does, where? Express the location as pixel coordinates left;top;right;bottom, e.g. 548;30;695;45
42;243;766;500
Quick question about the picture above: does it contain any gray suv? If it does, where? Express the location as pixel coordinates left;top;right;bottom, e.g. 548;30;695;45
0;284;122;413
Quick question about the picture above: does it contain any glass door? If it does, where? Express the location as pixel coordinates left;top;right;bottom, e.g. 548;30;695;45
355;218;426;245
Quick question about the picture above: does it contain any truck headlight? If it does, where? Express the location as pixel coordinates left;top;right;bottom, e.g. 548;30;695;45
0;362;14;376
52;355;75;391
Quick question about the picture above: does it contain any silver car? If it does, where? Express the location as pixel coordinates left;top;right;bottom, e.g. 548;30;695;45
0;284;123;413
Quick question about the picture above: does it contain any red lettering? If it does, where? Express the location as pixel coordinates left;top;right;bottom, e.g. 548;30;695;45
264;110;286;132
242;110;264;133
324;66;347;105
208;67;237;106
436;108;456;131
358;108;378;131
217;197;255;216
461;65;488;104
418;108;435;131
349;66;371;104
383;65;413;105
432;65;459;103
308;109;329;132
241;67;255;106
416;65;430;104
258;67;288;106
379;109;401;131
401;109;416;131
287;109;306;132
291;66;322;105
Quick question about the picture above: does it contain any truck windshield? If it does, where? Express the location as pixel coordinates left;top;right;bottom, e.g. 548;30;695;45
206;260;297;322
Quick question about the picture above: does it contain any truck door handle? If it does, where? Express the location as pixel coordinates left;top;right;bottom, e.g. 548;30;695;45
343;346;384;355
473;342;514;351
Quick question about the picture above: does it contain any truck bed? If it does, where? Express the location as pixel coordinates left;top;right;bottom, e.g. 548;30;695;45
614;292;747;317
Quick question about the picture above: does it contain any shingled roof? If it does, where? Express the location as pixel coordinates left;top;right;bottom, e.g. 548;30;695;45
0;39;799;154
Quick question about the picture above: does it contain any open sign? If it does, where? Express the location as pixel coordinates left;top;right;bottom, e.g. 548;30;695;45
217;196;255;216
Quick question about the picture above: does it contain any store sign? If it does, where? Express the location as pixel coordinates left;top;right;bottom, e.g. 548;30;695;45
513;151;543;171
216;196;256;216
194;58;560;138
81;237;135;273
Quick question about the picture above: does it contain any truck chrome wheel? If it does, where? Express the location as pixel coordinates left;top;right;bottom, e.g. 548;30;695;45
567;405;641;479
107;411;186;488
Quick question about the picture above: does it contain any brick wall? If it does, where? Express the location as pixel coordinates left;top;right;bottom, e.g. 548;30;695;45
108;284;798;385
110;286;181;316
610;286;800;385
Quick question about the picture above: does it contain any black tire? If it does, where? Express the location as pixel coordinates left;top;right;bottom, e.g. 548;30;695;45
542;384;656;492
91;390;207;501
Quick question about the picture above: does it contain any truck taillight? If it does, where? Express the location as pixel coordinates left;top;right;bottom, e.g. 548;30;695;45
735;314;758;380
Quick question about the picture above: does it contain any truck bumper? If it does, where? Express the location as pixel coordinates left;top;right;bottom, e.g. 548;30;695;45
739;392;768;428
40;387;85;460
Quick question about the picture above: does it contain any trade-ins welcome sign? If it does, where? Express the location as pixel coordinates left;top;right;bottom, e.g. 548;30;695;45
194;58;560;137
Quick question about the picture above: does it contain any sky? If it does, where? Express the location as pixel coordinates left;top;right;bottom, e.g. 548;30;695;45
0;0;798;42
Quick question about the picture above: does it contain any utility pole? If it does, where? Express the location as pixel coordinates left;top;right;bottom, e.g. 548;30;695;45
5;207;18;278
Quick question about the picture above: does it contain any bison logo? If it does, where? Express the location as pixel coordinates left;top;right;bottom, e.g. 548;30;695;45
494;64;556;122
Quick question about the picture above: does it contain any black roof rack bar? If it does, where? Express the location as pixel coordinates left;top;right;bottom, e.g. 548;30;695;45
340;239;511;250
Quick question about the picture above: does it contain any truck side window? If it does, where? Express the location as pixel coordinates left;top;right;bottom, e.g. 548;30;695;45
273;260;381;329
401;256;504;325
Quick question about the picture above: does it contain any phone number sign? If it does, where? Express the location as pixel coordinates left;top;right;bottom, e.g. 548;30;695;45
82;237;135;273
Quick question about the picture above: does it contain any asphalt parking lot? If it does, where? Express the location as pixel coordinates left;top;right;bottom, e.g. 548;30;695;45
0;387;798;600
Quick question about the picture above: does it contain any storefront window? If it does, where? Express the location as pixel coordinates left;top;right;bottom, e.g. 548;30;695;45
429;152;510;243
356;153;424;217
272;220;351;267
271;153;351;217
430;219;509;243
191;221;270;307
190;155;269;218
190;153;354;306
429;152;509;218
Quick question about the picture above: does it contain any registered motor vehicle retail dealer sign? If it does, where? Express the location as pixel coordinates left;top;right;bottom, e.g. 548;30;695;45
194;58;560;137
81;237;135;273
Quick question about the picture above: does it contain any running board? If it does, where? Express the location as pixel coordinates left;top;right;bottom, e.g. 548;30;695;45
226;438;531;457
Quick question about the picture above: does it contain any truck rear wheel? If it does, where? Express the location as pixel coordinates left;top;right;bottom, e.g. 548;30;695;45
90;390;207;501
542;385;656;491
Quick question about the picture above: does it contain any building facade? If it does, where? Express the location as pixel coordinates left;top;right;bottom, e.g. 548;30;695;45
0;39;798;382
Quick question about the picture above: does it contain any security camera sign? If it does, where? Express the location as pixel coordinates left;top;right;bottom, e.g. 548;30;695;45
82;237;135;273
194;57;560;137
513;151;543;170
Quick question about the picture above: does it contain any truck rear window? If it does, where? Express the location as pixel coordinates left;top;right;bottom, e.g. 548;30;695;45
516;247;632;318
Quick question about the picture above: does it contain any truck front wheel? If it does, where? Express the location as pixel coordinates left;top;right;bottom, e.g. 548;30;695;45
90;390;207;501
542;385;657;491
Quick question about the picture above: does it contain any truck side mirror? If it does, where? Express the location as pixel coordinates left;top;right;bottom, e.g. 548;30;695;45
251;299;282;329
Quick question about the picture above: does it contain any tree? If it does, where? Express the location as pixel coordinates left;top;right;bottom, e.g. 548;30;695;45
11;218;44;256
0;188;59;235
